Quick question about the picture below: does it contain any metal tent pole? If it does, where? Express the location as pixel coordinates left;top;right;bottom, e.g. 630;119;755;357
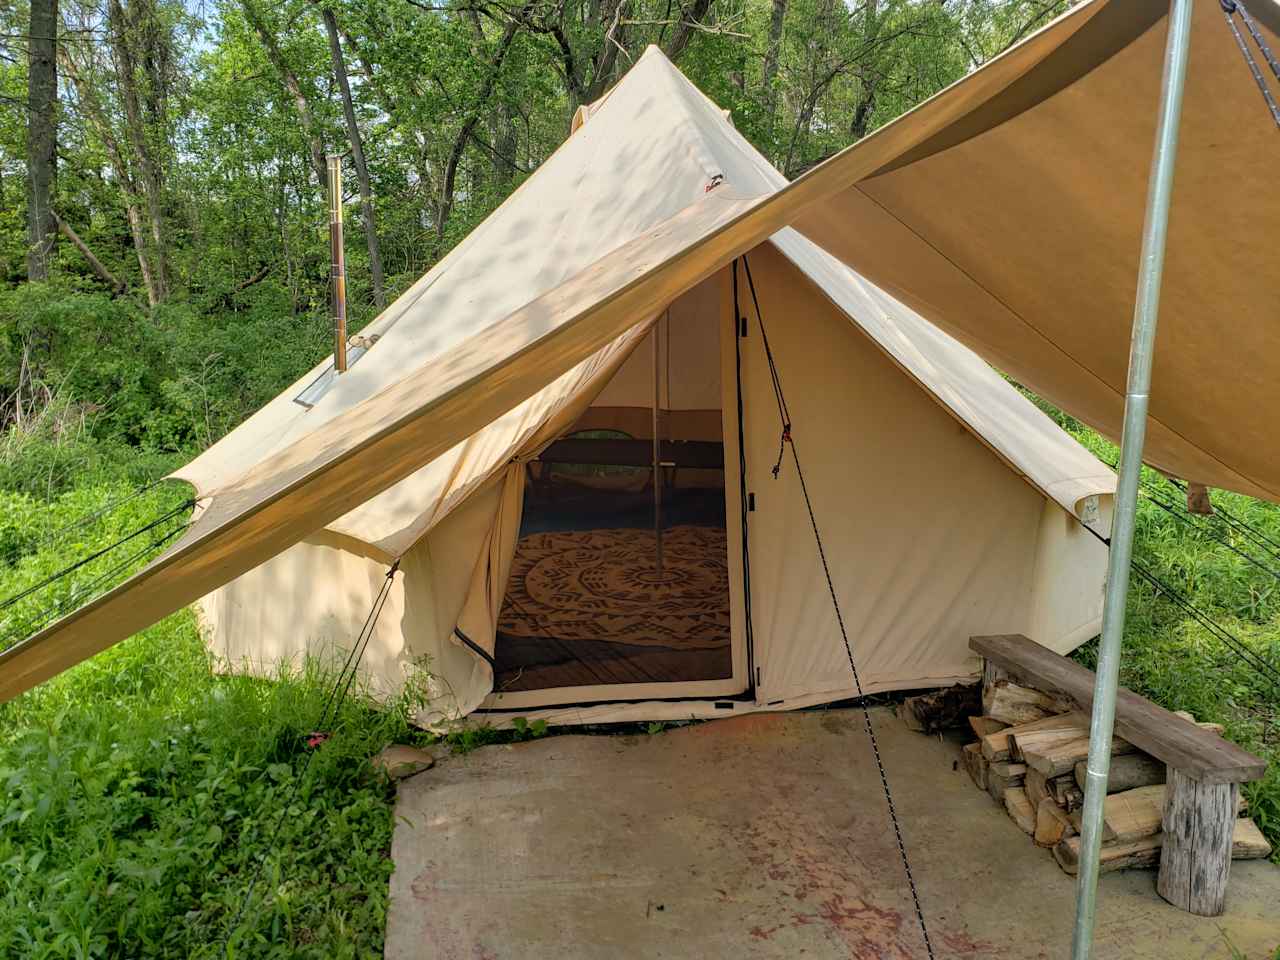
1071;1;1193;957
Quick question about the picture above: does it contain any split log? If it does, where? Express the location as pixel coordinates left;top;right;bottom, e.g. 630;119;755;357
968;716;1008;738
981;712;1081;762
1074;753;1166;794
1013;726;1135;776
962;742;989;791
1053;778;1085;813
987;761;1027;804
981;660;1010;714
1035;797;1076;847
1027;767;1084;810
1053;819;1269;877
1098;785;1166;843
1004;786;1037;834
1053;834;1163;875
985;681;1072;726
1157;768;1239;916
897;683;980;733
1232;818;1273;860
1024;767;1050;809
1069;783;1247;839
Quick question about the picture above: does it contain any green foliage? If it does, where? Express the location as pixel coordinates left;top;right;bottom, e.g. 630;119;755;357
0;479;438;957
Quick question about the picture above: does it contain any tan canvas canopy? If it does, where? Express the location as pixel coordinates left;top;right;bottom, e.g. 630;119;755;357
789;0;1280;502
20;17;1239;718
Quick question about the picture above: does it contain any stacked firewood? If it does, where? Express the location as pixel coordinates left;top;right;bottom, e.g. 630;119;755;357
908;678;1274;874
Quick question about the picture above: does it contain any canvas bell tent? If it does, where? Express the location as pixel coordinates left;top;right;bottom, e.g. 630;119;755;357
0;44;1121;722
170;47;1112;726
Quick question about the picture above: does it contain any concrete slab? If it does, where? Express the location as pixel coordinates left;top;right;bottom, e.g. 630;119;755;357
386;708;1280;959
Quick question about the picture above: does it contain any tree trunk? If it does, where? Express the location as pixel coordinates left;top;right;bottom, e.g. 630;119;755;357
107;0;169;300
435;3;531;252
60;47;161;306
849;0;880;141
321;6;385;307
52;210;126;295
760;0;788;121
26;0;58;282
662;0;712;63
240;0;329;190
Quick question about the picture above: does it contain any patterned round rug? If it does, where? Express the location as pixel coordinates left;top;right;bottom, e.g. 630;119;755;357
499;525;729;649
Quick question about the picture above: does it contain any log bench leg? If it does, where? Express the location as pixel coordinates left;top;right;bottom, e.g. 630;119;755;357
1156;767;1239;916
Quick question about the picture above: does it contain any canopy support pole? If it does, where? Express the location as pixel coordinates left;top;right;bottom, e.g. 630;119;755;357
1070;2;1192;958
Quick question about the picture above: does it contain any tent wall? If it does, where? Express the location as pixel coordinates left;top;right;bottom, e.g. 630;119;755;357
202;247;1108;724
730;245;1104;704
201;475;512;721
1028;495;1111;656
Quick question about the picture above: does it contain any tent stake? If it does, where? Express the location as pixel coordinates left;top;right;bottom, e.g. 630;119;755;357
1070;2;1192;957
328;155;348;373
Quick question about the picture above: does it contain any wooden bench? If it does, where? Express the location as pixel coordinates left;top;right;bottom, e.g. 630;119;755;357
970;634;1267;916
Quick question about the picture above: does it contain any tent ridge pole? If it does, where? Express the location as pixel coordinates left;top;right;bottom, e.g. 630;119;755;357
1070;2;1193;958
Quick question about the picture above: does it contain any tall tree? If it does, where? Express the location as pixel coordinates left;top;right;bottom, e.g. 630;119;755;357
25;0;58;281
106;0;170;300
61;44;162;304
760;0;788;124
240;0;329;190
434;0;532;252
320;4;385;307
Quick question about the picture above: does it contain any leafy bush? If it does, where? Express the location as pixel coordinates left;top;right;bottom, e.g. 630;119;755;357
0;481;431;958
0;279;332;460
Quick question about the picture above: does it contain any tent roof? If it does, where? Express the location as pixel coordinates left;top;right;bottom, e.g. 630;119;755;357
0;44;1127;700
787;0;1280;502
176;46;1111;553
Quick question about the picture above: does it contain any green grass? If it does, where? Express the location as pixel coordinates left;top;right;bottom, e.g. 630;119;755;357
0;481;433;958
0;407;1278;957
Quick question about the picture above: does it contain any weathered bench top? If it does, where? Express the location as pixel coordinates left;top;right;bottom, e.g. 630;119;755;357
970;635;1266;785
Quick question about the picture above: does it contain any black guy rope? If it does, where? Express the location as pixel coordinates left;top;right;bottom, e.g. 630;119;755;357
0;477;172;567
3;513;190;651
1138;484;1280;584
1159;473;1280;562
0;498;195;612
1130;559;1280;692
221;559;400;956
1095;453;1280;583
1222;0;1280;129
736;254;937;960
1072;515;1280;694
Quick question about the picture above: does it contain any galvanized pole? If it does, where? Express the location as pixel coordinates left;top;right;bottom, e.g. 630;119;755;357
1071;1;1192;957
327;155;349;373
